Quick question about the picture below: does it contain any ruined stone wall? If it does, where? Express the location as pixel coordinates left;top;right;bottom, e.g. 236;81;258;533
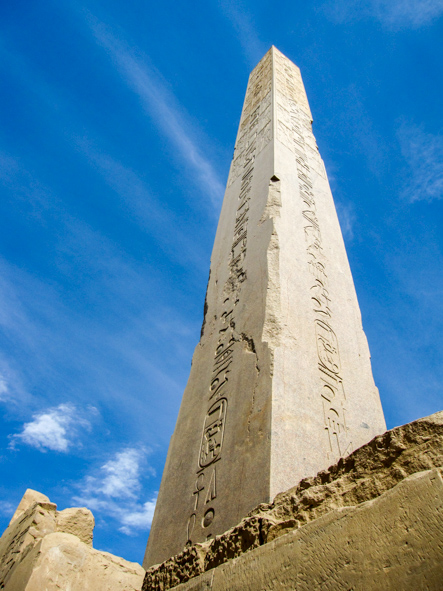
0;489;144;591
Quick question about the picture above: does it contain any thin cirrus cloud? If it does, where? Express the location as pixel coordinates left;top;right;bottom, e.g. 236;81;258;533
335;201;356;242
73;447;157;535
0;154;189;434
0;97;199;443
9;403;94;452
0;375;8;400
398;123;443;202
88;448;152;499
0;41;208;270
117;499;157;536
0;501;15;519
217;0;267;67
74;137;207;270
324;0;443;28
0;357;28;408
85;14;225;211
0;242;186;432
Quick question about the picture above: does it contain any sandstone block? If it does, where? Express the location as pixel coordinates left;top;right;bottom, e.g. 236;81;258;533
8;489;52;525
6;532;144;591
56;506;95;546
0;491;145;591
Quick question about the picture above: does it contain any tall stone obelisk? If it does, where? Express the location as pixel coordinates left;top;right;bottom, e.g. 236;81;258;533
144;47;386;568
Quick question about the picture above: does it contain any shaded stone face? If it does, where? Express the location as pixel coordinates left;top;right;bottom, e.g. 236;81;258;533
144;46;386;568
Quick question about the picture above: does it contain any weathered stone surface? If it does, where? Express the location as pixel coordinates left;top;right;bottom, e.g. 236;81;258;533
170;467;443;591
144;45;386;568
0;493;58;588
0;492;145;591
8;489;52;525
143;411;443;590
56;506;95;545
6;533;145;591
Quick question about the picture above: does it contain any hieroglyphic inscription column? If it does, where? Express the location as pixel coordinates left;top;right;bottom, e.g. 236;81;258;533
144;47;386;567
185;52;272;544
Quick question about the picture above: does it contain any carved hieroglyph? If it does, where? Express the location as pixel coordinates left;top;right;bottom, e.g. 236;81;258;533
144;47;386;568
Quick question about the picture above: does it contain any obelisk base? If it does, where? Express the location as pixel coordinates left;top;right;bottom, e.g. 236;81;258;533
143;411;443;590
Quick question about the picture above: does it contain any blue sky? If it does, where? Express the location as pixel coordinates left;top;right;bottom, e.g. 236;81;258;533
0;0;442;564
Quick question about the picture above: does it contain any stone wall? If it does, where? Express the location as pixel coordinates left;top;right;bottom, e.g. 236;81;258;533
169;467;443;590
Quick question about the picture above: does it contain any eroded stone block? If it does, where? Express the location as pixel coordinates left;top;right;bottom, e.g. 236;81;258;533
0;491;144;591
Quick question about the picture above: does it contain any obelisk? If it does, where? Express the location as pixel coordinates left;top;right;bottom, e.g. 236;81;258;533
144;47;386;568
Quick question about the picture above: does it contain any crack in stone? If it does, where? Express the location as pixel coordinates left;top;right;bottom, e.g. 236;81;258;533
261;175;282;376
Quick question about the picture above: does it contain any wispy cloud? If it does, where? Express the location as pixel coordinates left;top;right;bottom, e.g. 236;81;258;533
85;14;225;210
74;447;157;534
0;43;209;271
0;375;8;400
0;152;190;408
74;137;205;269
117;499;157;535
374;0;443;27
335;201;356;241
324;0;443;29
323;85;388;178
398;123;443;202
0;241;189;446
0;501;15;518
75;138;162;226
217;0;267;67
86;448;152;499
0;153;20;183
10;403;94;452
